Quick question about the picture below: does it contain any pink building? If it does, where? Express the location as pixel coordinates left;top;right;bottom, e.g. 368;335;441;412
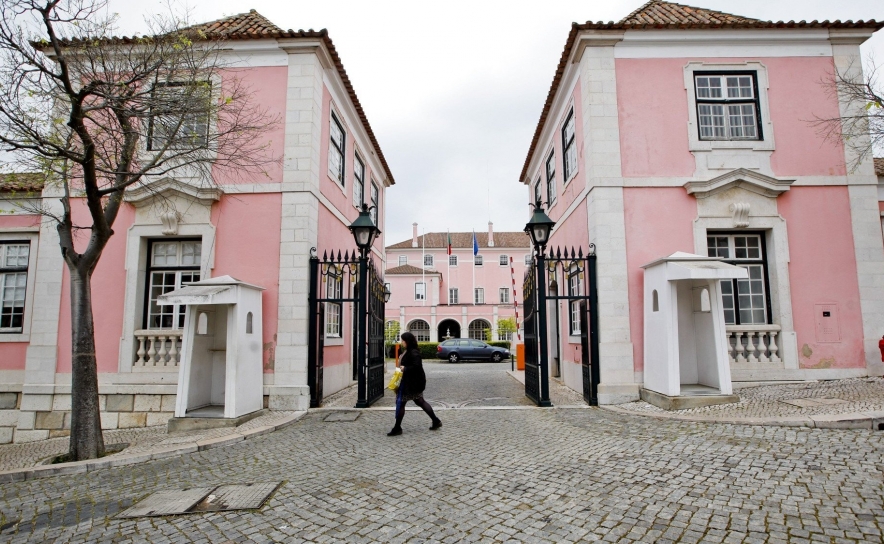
384;224;530;344
520;1;884;403
0;11;393;442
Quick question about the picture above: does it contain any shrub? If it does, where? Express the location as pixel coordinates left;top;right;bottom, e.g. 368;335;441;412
488;341;511;350
418;342;441;359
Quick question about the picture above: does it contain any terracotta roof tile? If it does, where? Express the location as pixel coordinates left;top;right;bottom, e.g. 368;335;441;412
187;9;283;37
874;158;884;177
385;264;440;275
386;232;531;250
0;172;44;193
519;1;883;183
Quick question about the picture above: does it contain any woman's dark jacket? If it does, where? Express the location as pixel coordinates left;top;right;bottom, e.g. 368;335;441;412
399;348;427;397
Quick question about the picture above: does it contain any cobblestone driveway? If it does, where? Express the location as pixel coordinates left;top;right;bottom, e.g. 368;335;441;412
1;363;883;543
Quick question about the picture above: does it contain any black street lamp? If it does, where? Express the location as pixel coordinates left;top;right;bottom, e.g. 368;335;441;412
524;200;556;256
348;204;380;258
383;284;391;303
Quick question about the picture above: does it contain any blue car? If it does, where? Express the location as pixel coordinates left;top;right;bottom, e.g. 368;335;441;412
437;339;510;363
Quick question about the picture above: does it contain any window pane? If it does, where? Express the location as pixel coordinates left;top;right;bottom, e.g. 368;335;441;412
424;255;433;267
181;242;201;266
499;255;508;266
4;244;29;267
726;76;754;99
399;256;406;266
698;104;726;139
736;264;767;324
449;255;457;266
734;236;761;260
696;76;723;98
152;243;177;266
728;104;757;139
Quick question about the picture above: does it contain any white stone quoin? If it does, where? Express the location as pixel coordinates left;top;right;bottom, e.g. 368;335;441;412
158;276;265;419
642;252;748;397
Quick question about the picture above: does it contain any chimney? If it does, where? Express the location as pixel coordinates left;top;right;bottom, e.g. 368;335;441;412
412;223;418;248
488;222;495;247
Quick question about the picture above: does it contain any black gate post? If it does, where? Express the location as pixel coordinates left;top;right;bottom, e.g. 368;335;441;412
355;256;370;408
535;253;552;407
588;247;600;406
307;253;321;408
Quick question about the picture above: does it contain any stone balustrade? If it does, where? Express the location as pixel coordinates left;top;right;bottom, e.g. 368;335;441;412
133;329;183;369
726;324;781;364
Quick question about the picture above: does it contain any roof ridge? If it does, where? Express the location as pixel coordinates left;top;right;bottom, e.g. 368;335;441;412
619;0;659;24
186;9;284;36
619;0;765;25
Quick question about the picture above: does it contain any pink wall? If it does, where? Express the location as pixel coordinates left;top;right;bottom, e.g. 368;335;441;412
211;66;287;186
317;203;357;369
0;215;40;370
56;201;133;373
616;57;845;178
777;186;864;368
623;188;697;372
211;193;282;372
0;215;41;229
547;201;588;255
542;81;586;221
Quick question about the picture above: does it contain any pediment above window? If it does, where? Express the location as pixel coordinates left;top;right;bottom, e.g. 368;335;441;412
684;168;794;199
124;177;223;208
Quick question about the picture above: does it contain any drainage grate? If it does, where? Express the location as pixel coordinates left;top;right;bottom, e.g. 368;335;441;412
324;411;360;422
117;482;281;518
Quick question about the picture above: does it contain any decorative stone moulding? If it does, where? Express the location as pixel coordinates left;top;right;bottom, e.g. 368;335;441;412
160;211;180;235
729;202;751;228
684;168;794;199
123;177;223;208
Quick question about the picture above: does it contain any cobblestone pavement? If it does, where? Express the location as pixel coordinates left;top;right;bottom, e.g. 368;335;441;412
616;377;884;418
1;364;884;542
322;360;586;409
0;410;300;472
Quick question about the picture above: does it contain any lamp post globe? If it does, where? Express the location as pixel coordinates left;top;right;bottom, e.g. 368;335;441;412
349;204;380;257
524;201;556;256
383;284;392;303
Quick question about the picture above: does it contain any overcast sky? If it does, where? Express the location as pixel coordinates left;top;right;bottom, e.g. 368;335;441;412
104;0;884;246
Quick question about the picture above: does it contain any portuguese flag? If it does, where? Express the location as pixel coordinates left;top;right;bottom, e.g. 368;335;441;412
447;231;452;255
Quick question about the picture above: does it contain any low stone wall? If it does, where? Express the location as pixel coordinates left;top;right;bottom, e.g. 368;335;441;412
0;392;21;444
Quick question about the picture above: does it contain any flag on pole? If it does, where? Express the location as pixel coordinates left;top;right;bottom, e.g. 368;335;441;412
447;231;452;255
472;230;479;256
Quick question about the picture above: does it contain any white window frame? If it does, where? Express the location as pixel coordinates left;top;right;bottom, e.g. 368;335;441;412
684;61;774;152
408;319;430;342
324;271;343;339
328;111;346;186
0;235;38;340
145;239;202;330
524;254;532;266
499;287;510;304
398;255;407;266
424;254;434;267
474;288;484;305
475;255;483;266
562;107;577;183
534;176;542;205
499;255;509;266
370;180;379;226
449;255;458;266
146;82;211;151
707;232;771;326
414;282;426;301
545;150;557;205
353;153;365;208
568;264;583;335
449;287;459;304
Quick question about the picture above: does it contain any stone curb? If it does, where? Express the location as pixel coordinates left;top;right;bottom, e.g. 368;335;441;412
0;411;307;483
601;405;884;430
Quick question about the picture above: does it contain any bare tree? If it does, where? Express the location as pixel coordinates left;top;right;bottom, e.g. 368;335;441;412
813;57;884;171
0;0;278;460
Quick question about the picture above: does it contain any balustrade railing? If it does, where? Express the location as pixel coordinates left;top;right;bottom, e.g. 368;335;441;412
133;329;183;368
726;325;781;364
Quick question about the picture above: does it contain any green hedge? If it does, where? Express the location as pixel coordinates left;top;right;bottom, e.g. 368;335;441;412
488;341;511;350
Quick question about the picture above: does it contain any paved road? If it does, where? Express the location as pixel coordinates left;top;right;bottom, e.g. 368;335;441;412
1;364;883;543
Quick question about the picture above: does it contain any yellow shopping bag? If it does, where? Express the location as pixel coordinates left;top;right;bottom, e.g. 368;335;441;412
387;367;403;391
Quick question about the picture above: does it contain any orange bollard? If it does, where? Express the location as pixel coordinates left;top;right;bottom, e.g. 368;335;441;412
395;343;400;367
516;344;525;371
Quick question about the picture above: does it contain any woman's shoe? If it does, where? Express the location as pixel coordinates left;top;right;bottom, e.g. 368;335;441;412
429;420;442;431
387;427;402;436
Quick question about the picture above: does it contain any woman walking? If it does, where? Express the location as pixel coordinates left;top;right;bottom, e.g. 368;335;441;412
388;332;442;436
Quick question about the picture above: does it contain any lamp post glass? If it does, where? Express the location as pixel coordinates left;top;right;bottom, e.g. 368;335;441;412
349;204;380;256
524;202;556;254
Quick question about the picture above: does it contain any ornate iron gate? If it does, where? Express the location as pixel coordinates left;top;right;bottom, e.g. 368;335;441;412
523;245;599;406
308;249;385;408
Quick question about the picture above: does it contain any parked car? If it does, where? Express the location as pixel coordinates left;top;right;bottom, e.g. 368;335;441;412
437;339;510;363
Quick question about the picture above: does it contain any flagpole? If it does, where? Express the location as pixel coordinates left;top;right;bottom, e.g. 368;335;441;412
447;229;450;306
422;228;426;307
472;230;476;307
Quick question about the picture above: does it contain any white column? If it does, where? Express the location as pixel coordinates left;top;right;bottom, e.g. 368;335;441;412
430;307;437;342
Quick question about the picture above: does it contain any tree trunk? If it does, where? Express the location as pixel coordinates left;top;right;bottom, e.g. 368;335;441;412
68;266;105;461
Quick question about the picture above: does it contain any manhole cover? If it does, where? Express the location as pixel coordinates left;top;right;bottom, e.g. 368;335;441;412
117;482;281;518
324;411;360;422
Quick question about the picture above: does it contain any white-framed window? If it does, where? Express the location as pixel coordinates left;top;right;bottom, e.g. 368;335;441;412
0;242;29;333
449;287;459;304
499;287;510;304
499;255;509;266
424;254;434;267
354;154;365;207
329;111;345;186
325;270;343;338
562;108;577;181
145;240;201;329
147;82;210;150
545;151;556;205
694;73;760;141
449;255;457;266
408;319;430;342
568;264;583;335
468;320;490;340
370;181;379;225
534;176;542;205
398;255;407;266
475;255;483;266
524;254;532;266
474;288;484;305
414;282;426;301
708;233;770;325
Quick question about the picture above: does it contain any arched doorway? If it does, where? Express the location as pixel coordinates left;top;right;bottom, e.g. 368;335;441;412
468;319;491;341
407;319;431;342
437;319;461;340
